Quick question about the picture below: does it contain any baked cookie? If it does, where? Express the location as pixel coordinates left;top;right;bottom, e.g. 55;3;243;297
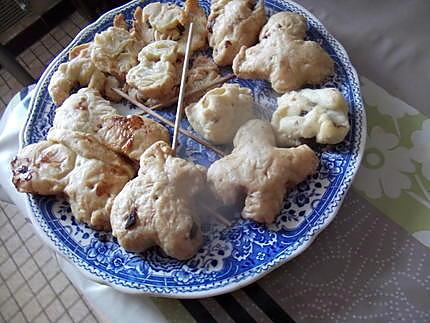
48;43;107;105
52;88;170;161
133;0;207;55
91;14;145;80
233;12;334;93
207;119;318;224
185;83;254;144
208;0;266;66
111;141;205;260
126;40;180;101
271;88;350;146
96;114;170;162
11;129;135;231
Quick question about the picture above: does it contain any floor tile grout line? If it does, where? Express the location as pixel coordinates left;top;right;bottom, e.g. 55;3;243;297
28;47;46;69
4;240;21;255
58;282;81;309
0;204;22;247
11;252;69;314
22;231;36;243
60;24;76;39
1;208;89;322
6;243;47;275
0;277;27;307
39;39;57;58
0;14;95;322
14;257;75;313
9;215;30;236
0;236;42;273
1;217;88;322
0;229;16;244
17;57;32;75
4;280;39;312
32;311;48;323
0;73;11;90
1;248;62;323
69;18;83;30
47;269;70;294
49;29;66;45
58;288;79;308
0;305;11;323
7;307;31;323
78;309;95;323
0;236;51;321
0;251;36;321
66;293;84;313
78;311;91;323
0;280;11;323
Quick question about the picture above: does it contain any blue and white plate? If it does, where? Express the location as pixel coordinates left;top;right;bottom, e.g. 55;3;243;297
21;0;366;297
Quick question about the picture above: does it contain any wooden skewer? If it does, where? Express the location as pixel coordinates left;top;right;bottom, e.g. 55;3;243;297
199;203;232;226
119;25;231;227
172;22;194;154
113;88;226;157
151;74;234;110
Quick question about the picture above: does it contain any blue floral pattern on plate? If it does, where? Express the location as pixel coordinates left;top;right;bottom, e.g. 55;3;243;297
21;0;366;297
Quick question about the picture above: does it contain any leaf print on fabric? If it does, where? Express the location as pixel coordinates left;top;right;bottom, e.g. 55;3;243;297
410;120;430;181
362;77;418;119
361;77;418;138
354;126;415;199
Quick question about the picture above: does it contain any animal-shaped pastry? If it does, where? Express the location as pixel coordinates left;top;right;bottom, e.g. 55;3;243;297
52;88;170;162
233;12;334;93
185;83;254;144
48;14;146;105
96;114;170;162
48;43;108;105
208;0;266;66
177;0;208;55
91;14;145;80
11;129;135;231
51;88;117;134
111;141;205;260
185;54;221;103
207;119;319;224
133;0;207;55
271;88;350;146
126;40;180;101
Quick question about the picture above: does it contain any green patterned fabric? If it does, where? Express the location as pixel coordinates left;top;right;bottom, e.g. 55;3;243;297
354;77;430;245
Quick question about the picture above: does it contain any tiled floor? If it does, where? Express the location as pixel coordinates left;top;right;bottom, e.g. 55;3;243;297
0;11;88;116
0;201;99;323
0;11;100;323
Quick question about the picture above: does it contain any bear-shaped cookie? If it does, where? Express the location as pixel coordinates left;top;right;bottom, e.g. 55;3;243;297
207;119;319;224
111;141;206;260
233;12;334;93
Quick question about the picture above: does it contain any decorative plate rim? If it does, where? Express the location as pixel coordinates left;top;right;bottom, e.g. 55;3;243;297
20;0;366;298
